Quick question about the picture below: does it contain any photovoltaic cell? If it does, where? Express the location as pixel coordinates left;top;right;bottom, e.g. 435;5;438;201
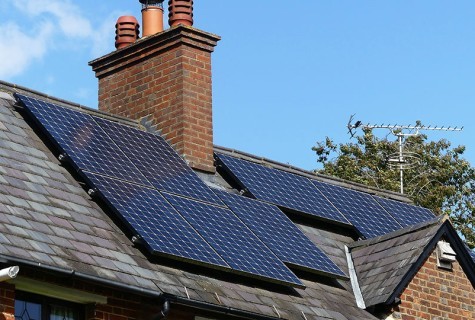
163;192;304;287
373;196;435;228
84;172;228;267
216;153;349;225
16;94;148;185
312;180;402;238
95;117;223;205
215;190;346;277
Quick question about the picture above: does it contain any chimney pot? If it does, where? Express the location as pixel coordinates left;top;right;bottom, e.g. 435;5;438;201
168;0;193;27
140;0;164;36
115;16;140;49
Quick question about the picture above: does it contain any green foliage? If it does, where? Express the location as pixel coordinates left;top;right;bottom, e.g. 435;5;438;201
313;128;475;248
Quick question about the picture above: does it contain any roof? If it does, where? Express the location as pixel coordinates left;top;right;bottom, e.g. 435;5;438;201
348;216;475;308
0;80;379;319
1;79;474;320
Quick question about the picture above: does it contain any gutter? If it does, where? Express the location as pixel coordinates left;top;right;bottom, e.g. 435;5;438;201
0;254;279;320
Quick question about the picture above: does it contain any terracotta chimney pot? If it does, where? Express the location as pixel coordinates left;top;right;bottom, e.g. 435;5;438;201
168;0;193;27
115;16;140;49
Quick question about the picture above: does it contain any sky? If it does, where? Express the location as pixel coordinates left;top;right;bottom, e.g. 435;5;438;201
1;1;475;171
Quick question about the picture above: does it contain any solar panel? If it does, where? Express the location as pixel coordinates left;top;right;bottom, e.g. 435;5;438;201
215;190;346;278
373;196;435;228
94;117;223;205
216;153;349;225
83;172;229;267
16;94;148;186
163;192;304;287
312;180;402;238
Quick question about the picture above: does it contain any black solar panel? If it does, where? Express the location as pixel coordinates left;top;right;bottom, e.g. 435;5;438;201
216;153;349;225
94;117;223;205
312;180;402;238
84;172;228;267
216;190;346;278
163;192;304;287
373;196;435;228
16;94;148;185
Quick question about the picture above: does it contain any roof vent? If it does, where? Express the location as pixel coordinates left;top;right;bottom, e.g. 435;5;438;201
115;16;140;49
168;0;193;27
436;240;456;270
140;0;164;36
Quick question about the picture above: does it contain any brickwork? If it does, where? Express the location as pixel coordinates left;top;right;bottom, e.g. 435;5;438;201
391;249;475;320
90;26;220;173
0;271;198;320
0;282;15;320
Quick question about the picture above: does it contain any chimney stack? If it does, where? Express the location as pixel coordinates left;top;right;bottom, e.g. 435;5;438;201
89;1;220;173
140;0;164;36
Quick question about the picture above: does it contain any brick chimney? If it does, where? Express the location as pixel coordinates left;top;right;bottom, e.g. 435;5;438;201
89;0;220;173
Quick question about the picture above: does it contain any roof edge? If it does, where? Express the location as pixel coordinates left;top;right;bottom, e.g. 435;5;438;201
384;219;475;306
348;216;445;250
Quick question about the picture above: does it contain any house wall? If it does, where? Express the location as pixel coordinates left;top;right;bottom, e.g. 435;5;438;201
0;273;201;320
0;282;15;320
390;250;475;320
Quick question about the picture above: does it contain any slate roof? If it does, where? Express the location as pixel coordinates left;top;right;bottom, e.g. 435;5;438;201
0;81;380;320
2;79;474;319
348;215;475;308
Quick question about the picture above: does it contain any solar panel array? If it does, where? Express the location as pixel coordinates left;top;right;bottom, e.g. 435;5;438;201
16;94;148;185
373;196;435;227
216;190;346;277
216;153;349;225
84;172;228;267
94;117;223;205
217;152;437;239
17;93;438;287
163;192;304;287
312;181;402;238
16;94;311;287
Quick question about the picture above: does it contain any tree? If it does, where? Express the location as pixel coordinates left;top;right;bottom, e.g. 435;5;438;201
312;125;475;248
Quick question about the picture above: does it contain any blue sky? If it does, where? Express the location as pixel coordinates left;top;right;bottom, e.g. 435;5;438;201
1;1;474;171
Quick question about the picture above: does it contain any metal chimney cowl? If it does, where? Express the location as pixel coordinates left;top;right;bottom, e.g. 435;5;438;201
140;0;164;36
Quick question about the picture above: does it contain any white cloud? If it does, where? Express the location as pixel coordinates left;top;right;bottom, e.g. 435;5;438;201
0;21;53;79
0;0;106;79
12;0;93;38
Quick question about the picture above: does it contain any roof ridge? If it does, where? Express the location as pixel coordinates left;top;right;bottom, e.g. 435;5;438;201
348;216;444;249
1;80;139;128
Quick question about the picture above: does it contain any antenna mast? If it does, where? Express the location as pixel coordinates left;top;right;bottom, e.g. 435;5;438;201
347;118;463;194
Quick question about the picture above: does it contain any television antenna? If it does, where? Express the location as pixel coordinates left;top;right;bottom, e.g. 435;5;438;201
347;115;463;194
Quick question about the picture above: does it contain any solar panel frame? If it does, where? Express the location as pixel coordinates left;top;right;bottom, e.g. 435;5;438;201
312;180;403;239
373;196;436;228
16;94;149;186
215;190;347;278
162;192;304;288
83;172;229;268
216;153;350;225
